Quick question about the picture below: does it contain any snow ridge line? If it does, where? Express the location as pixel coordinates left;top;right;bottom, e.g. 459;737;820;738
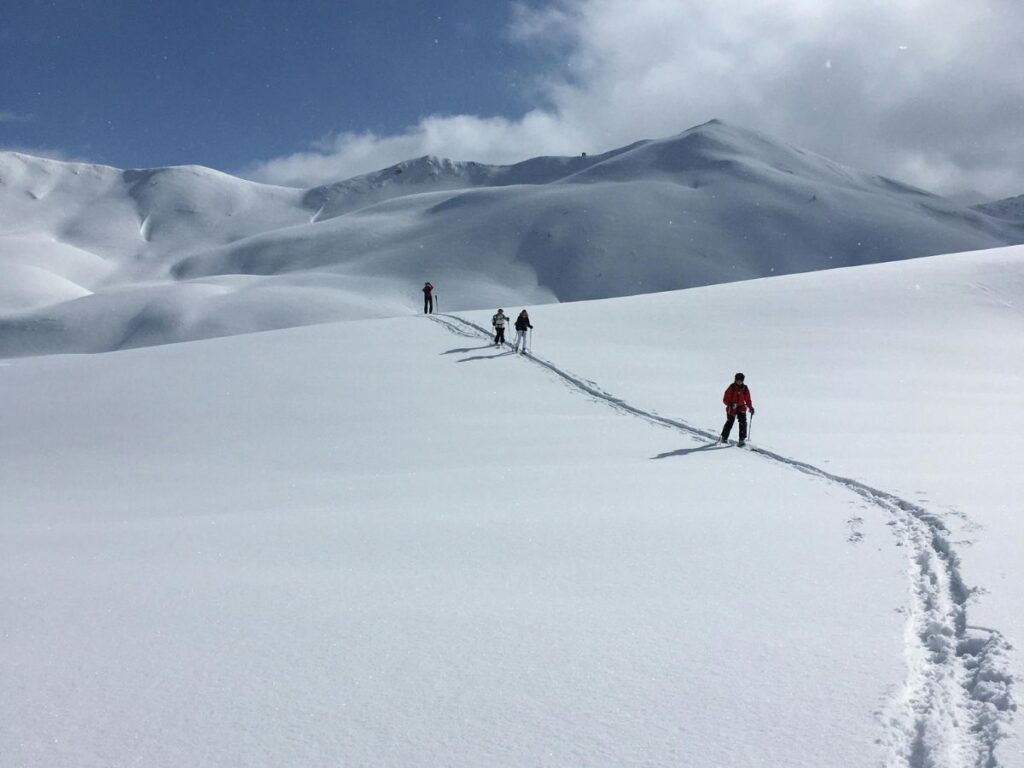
432;312;1016;768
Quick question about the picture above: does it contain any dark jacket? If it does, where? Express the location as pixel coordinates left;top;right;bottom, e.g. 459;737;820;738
515;314;532;331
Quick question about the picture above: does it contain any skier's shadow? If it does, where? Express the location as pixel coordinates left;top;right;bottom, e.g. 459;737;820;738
651;443;728;460
442;344;495;355
441;343;517;362
456;350;516;362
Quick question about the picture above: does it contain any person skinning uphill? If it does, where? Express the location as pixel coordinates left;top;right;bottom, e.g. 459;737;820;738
492;309;508;346
720;372;755;446
422;282;434;314
513;310;533;353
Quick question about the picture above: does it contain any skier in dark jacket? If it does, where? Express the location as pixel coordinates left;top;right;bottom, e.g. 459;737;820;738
491;309;508;346
422;282;434;314
720;372;755;446
513;310;533;353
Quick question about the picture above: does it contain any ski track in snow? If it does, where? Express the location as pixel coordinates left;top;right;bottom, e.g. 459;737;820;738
430;312;1017;768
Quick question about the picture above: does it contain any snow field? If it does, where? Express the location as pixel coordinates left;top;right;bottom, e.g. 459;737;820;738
2;315;908;767
463;245;1024;767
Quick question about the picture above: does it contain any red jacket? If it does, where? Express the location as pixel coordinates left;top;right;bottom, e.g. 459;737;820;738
723;383;753;416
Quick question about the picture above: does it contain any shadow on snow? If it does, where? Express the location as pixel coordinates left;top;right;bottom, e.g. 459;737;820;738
651;443;730;459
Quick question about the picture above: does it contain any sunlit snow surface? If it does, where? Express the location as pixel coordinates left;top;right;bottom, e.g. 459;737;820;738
2;245;1022;767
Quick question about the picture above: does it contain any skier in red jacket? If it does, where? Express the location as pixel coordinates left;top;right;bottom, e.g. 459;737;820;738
721;372;755;446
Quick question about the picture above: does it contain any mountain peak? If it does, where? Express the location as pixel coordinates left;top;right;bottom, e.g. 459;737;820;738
974;193;1024;221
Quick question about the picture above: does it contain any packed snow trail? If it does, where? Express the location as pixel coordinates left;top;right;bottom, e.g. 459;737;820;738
431;312;1016;768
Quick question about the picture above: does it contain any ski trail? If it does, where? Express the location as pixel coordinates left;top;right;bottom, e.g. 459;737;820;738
430;312;1016;768
426;313;480;339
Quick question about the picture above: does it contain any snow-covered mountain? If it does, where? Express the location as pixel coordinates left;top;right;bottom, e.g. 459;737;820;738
975;193;1024;221
2;120;1023;357
3;244;1022;767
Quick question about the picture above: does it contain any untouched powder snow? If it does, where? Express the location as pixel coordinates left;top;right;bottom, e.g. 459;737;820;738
0;318;908;768
2;245;1022;767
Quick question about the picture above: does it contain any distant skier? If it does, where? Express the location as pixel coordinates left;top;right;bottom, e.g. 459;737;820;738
720;373;755;446
513;309;533;353
422;282;434;314
492;308;508;346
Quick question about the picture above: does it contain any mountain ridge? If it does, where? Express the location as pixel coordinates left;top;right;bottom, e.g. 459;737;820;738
974;193;1024;221
2;120;1023;357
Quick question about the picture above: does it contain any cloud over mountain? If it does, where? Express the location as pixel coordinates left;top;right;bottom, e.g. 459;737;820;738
244;0;1024;200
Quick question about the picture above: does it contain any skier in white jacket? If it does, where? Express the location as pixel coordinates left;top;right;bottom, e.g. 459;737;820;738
491;309;508;346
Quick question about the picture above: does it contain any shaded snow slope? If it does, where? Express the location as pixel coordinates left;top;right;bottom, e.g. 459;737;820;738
3;121;1023;357
301;143;640;220
976;193;1024;221
2;245;1022;767
0;235;106;312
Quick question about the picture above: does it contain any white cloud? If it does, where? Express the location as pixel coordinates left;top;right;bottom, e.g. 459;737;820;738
245;0;1024;198
245;112;584;189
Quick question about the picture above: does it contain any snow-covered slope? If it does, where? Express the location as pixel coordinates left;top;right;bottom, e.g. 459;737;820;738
2;121;1023;357
976;193;1024;221
0;151;311;318
301;146;635;220
0;152;308;259
2;245;1021;767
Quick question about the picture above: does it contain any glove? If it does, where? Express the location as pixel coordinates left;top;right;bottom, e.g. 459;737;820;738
749;407;755;415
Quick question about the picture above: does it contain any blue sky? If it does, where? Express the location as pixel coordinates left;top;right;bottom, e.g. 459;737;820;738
2;0;1022;197
1;0;534;171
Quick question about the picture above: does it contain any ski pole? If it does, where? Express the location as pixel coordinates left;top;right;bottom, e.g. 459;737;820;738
748;412;754;440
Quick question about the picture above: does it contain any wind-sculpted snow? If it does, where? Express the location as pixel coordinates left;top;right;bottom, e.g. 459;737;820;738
0;152;307;261
2;120;1024;357
121;166;307;252
432;311;1019;768
0;235;108;313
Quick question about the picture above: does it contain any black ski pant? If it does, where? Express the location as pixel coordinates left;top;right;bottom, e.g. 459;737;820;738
721;411;748;441
494;327;506;344
424;295;433;314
